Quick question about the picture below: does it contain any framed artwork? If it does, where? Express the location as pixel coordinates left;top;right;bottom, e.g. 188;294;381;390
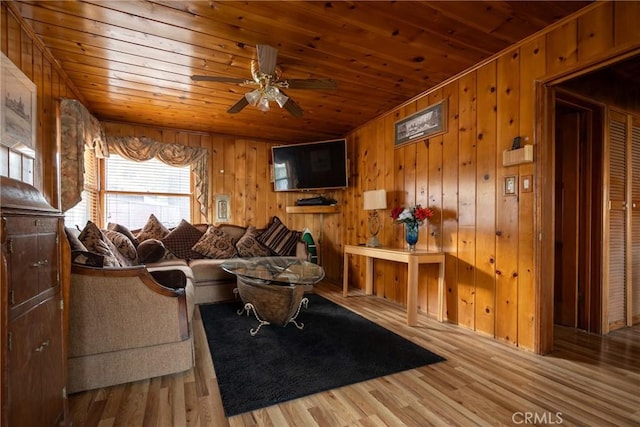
1;52;37;158
215;194;230;223
395;99;448;147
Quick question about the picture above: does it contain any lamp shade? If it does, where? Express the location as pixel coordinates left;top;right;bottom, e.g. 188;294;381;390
363;189;387;210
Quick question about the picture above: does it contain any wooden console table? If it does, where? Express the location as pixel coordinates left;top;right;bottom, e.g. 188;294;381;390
343;245;445;325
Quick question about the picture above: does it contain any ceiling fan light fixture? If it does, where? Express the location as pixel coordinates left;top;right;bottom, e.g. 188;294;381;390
257;97;270;112
275;91;289;108
245;89;262;106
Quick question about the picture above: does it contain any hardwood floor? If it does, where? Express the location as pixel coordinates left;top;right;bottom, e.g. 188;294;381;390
68;282;640;426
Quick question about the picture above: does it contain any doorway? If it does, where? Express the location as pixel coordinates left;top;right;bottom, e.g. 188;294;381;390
553;93;603;334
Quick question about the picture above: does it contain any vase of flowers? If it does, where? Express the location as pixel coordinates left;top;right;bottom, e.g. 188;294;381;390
390;204;434;251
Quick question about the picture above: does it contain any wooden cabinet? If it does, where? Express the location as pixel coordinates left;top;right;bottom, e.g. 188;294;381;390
1;176;68;426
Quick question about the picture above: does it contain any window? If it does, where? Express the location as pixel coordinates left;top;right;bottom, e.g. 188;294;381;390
64;148;99;229
104;154;190;229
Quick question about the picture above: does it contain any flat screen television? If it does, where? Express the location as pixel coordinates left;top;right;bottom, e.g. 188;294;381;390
272;139;348;192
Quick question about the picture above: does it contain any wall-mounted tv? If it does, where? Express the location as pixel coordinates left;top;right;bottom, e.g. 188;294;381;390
272;139;348;192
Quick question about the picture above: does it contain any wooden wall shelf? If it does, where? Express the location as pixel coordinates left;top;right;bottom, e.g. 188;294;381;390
503;144;533;166
286;205;341;214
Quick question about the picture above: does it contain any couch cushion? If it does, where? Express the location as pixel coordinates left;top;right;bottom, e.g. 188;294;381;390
78;221;121;267
136;213;170;243
257;216;301;256
162;219;205;260
192;225;238;259
137;239;167;264
235;226;271;257
104;229;138;266
188;258;235;283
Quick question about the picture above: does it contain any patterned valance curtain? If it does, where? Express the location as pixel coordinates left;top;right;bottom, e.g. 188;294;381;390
107;136;209;219
60;98;108;212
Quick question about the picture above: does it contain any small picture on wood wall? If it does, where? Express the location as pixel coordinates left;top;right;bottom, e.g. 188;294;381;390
1;52;37;158
394;99;448;147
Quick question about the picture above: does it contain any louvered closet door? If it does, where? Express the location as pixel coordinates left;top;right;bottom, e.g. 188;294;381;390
607;110;640;331
608;111;627;331
631;117;640;325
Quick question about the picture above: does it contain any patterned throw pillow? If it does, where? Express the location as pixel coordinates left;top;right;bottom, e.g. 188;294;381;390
107;222;139;247
257;216;301;256
135;214;170;243
78;221;121;267
104;229;138;266
235;226;271;258
162;219;205;259
192;225;238;259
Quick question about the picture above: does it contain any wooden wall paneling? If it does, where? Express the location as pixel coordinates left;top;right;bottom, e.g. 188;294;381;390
474;61;498;337
1;4;8;52
577;2;614;62
614;1;640;47
495;49;521;345
254;141;268;227
440;83;459;322
545;20;578;76
244;140;257;226
233;140;247;226
457;72;478;330
5;6;20;62
381;114;397;299
415;97;431;312
518;37;546;350
32;44;43;190
222;138;236;224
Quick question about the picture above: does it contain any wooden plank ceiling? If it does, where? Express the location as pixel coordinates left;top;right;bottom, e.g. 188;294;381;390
15;1;590;143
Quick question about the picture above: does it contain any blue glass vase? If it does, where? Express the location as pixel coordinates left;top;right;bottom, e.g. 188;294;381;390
405;222;419;251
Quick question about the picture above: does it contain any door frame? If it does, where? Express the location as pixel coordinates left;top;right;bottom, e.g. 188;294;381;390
536;48;640;354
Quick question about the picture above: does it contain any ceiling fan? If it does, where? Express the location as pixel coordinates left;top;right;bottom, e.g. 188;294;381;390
191;44;337;117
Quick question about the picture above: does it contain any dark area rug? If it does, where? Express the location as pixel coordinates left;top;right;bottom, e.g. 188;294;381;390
199;293;445;417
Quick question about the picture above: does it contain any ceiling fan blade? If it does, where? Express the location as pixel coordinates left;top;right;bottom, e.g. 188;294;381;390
256;44;278;76
192;75;247;84
227;96;250;114
280;92;303;118
285;79;337;90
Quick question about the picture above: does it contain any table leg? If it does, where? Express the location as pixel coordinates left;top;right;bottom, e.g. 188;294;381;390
343;252;349;297
407;258;418;326
365;256;374;295
437;260;445;322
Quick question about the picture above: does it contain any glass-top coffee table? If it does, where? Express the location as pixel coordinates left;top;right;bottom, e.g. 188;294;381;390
221;257;325;335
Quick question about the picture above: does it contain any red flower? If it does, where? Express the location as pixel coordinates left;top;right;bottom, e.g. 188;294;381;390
390;204;433;225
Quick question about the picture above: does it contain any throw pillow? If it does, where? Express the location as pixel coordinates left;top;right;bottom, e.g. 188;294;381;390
107;222;139;247
192;225;238;259
235;226;271;257
71;250;105;267
136;239;167;264
162;219;205;259
78;221;121;267
257;216;301;256
135;213;170;243
65;226;87;252
104;229;138;266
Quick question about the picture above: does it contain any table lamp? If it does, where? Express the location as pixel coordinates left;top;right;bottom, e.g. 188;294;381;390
363;189;387;247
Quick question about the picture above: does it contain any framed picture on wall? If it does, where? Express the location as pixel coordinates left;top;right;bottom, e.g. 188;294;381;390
1;52;37;158
394;99;448;148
